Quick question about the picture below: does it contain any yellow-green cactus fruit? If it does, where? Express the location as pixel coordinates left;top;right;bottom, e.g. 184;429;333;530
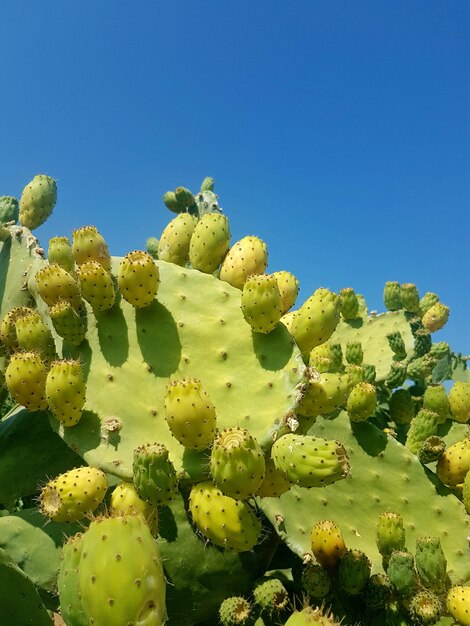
110;481;159;536
19;174;57;230
310;520;347;570
219;235;268;289
290;288;340;356
0;306;34;352
45;359;86;427
241;274;282;334
189;213;231;274
48;236;75;275
422;302;450;333
448;381;470;424
157;213;198;266
280;310;297;334
49;300;86;346
256;456;291;498
77;260;116;312
71;225;112;272
346;382;377;422
446;586;470;626
297;371;349;418
117;250;160;308
39;467;108;522
14;310;56;362
272;270;299;314
35;263;82;310
436;438;470;487
5;351;48;411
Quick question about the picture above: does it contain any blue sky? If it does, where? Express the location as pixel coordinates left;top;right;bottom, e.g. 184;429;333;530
1;1;469;353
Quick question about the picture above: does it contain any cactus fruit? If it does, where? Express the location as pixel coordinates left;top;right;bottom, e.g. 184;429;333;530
385;362;407;389
253;577;288;614
189;213;231;274
346;382;377;422
429;341;450;360
110;481;159;536
338;548;371;595
339;287;360;321
400;283;420;313
58;533;88;626
241;274;282;334
271;433;349;488
117;250;160;308
35;264;82;309
345;341;363;365
414;536;447;593
175;185;196;208
0;306;34;352
405;409;440;455
164;378;217;450
383;281;402;311
409;591;443;625
163;190;181;213
189;481;261;552
39;466;108;522
363;363;376;383
19;174;57;230
389;388;414;425
387;331;407;360
200;176;215;192
256;456;291;498
219;597;252;625
310;520;347;570
419;292;439;316
15;310;56;362
436;438;470;487
284;606;341;625
414;329;433;358
344;363;364;389
297;372;349;418
157;213;198;266
219;235;268;289
309;342;343;373
364;573;391;610
210;427;265;500
272;270;299;314
77;260;116;312
71;225;111;271
448;381;470;423
422;302;449;333
49;300;86;346
387;550;416;595
133;443;178;505
422;384;450;424
45;359;86;427
376;512;406;561
301;563;331;598
407;355;436;381
47;236;75;275
0;196;19;223
290;288;340;356
418;436;446;464
77;514;166;626
146;236;159;258
5;351;48;411
446;586;470;626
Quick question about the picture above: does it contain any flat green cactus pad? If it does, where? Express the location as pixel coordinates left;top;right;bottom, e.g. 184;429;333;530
52;260;305;479
330;311;414;381
0;226;38;321
258;412;470;583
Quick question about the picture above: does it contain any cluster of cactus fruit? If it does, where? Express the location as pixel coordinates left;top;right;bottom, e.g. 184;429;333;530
0;175;469;625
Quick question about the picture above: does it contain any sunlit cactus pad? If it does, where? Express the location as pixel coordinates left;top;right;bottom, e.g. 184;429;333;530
258;412;470;583
53;258;305;479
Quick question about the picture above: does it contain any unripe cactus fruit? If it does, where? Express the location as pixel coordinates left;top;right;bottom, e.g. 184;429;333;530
175;185;196;208
146;236;159;258
446;586;470;626
48;236;75;275
346;382;377;422
309;342;343;373
387;550;416;595
415;536;447;593
256;456;291;498
15;310;56;362
49;300;86;346
405;409;440;455
78;514;166;626
448;381;470;423
376;512;406;560
290;288;340;356
164;378;217;450
189;481;261;552
386;331;407;360
364;573;391;610
117;250;160;308
338;549;371;595
219;235;268;289
133;443;178;506
436;438;470;487
163;190;181;213
219;596;251;625
200;176;215;192
407;354;436;381
241;274;282;334
110;481;158;536
339;287;360;320
385;362;407;389
418;436;446;464
0;195;19;223
400;283;420;313
35;264;82;310
77;260;116;312
272;270;299;314
409;591;443;625
5;351;48;411
45;359;86;427
389;388;414;425
297;372;349;418
157;213;198;266
284;606;341;625
310;520;346;570
419;292;439;316
189;213;231;274
58;532;88;626
422;384;450;424
71;225;111;271
271;433;349;488
0;306;34;352
383;281;402;311
19;174;57;230
210;427;265;500
39;466;108;522
429;341;450;360
301;563;331;598
253;578;288;614
345;341;363;365
422;302;449;333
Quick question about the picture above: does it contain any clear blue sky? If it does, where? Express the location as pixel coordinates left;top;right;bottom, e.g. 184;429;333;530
1;1;469;353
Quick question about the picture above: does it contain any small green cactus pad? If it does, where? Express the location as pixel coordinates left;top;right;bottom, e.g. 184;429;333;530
50;259;305;479
329;311;414;382
257;412;470;582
